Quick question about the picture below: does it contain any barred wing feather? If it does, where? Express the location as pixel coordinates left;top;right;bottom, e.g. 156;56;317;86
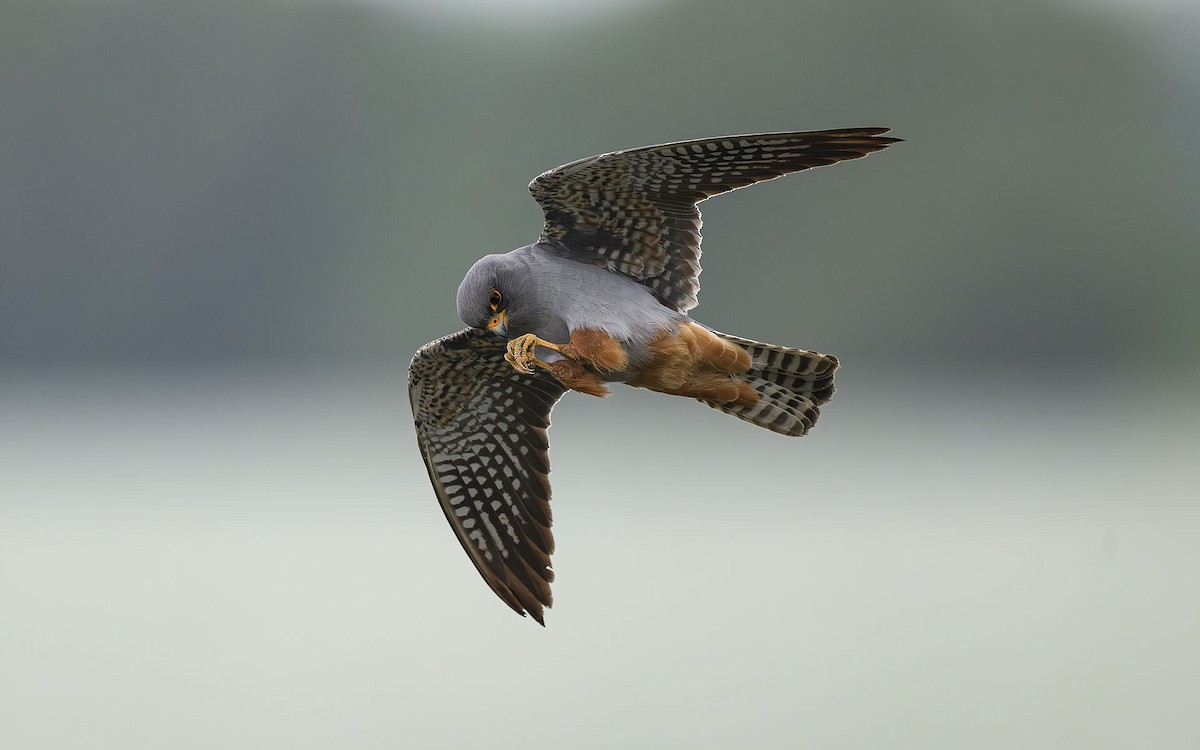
530;128;899;312
408;328;568;624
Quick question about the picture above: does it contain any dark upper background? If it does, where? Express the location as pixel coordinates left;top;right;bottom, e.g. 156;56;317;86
2;0;1197;375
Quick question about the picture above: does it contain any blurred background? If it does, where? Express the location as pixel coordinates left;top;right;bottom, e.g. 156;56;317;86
2;0;1198;747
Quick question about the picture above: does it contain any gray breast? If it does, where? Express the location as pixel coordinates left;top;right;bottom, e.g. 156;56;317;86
514;243;685;348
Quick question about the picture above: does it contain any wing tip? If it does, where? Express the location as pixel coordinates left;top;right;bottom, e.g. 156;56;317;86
502;595;548;626
488;561;554;626
795;127;902;154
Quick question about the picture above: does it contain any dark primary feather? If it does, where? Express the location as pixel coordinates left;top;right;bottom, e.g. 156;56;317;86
408;327;567;624
529;128;900;313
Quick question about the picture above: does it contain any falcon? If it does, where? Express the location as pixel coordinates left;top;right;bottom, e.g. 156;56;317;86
409;128;898;623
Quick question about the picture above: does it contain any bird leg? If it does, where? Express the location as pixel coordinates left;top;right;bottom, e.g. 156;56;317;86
543;359;611;397
505;334;562;375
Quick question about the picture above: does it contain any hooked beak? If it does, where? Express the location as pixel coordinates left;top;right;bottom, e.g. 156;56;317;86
486;310;508;336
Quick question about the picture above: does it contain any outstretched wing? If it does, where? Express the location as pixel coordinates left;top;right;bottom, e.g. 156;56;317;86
530;128;899;312
408;327;568;624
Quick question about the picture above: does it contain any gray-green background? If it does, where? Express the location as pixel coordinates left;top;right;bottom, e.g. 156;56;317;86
2;0;1197;747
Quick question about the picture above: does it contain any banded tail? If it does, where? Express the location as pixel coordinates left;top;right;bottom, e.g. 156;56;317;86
702;332;839;437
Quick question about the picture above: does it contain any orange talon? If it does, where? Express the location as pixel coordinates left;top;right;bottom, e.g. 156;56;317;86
505;334;561;375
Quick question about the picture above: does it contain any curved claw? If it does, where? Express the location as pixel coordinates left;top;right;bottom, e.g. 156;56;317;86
503;348;527;374
505;334;559;375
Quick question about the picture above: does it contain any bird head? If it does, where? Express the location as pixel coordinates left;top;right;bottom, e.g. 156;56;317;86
457;254;514;337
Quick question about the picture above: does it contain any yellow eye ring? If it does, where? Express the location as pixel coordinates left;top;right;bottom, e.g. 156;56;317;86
488;288;502;310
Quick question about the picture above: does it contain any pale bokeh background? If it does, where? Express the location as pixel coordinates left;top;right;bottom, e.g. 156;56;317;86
2;0;1198;747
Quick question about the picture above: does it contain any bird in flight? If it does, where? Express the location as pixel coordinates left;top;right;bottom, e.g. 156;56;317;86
409;128;898;624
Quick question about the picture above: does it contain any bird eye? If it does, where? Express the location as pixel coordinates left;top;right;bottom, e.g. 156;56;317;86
488;288;502;310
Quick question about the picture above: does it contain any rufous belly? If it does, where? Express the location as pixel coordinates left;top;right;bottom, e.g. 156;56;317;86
548;323;758;406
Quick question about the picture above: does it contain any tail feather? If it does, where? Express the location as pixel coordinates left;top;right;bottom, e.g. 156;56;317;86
701;332;839;437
